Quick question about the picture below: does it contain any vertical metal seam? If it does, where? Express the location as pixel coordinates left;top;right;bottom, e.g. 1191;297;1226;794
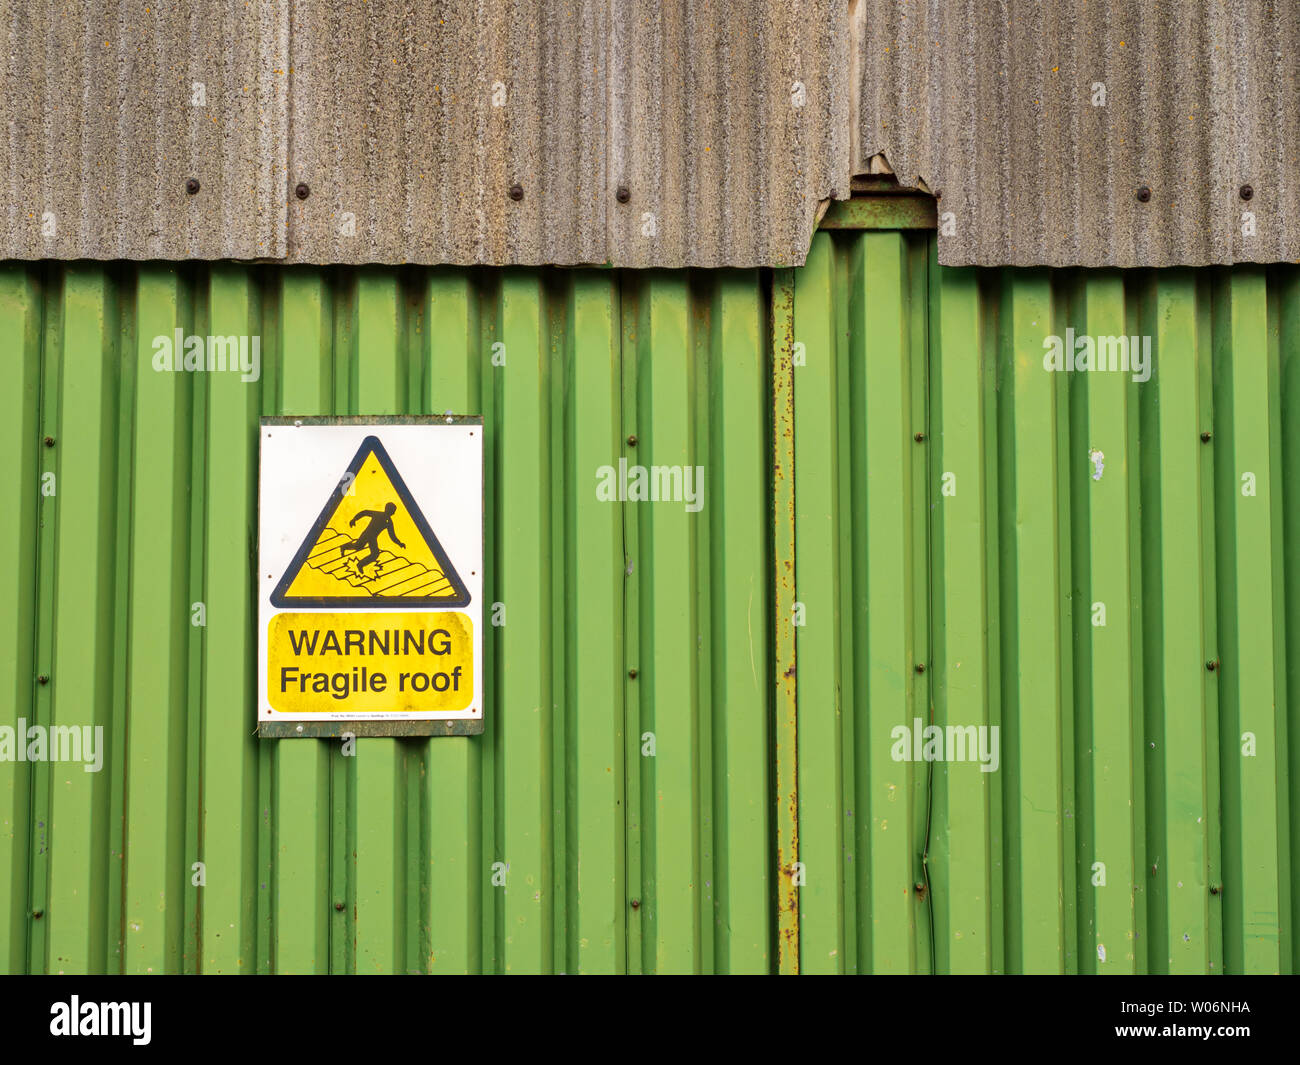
771;267;799;973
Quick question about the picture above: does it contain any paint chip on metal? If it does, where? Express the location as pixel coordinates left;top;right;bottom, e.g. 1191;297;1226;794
1089;449;1105;481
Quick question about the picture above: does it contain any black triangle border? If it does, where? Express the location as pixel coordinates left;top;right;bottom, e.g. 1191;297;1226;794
270;434;471;609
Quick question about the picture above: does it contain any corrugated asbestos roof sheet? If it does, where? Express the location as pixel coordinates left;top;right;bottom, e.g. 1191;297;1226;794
2;0;288;260
2;1;1298;268
2;0;847;268
855;0;1300;267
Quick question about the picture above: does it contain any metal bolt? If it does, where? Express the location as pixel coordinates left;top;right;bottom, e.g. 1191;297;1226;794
627;434;637;446
630;898;641;910
295;182;311;200
914;432;925;442
1239;184;1253;201
37;674;48;685
1206;659;1219;672
1209;884;1221;896
914;663;925;674
44;436;54;447
32;910;43;919
334;901;345;912
186;178;201;195
1200;431;1212;443
616;185;631;204
508;183;524;201
628;669;638;679
1136;186;1151;203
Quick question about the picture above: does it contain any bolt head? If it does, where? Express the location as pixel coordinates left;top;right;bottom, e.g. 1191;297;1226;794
295;182;311;200
1200;431;1212;442
630;898;641;910
37;674;48;685
914;663;925;674
1136;186;1151;203
44;436;54;447
1239;184;1254;201
627;434;638;446
186;178;201;195
508;183;524;201
334;901;345;912
616;185;631;204
628;669;638;679
914;432;925;442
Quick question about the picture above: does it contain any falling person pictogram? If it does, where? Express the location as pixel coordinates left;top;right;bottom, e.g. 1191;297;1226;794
271;434;470;608
341;502;406;574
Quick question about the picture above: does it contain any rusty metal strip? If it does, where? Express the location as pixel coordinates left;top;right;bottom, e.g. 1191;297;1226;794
819;195;937;231
771;268;800;973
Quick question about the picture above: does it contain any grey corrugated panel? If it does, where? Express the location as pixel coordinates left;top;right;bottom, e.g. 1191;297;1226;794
1;0;847;267
853;0;1300;267
0;0;288;260
285;0;611;265
604;0;849;268
287;0;848;267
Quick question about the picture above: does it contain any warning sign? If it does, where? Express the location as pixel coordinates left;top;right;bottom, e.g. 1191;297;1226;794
271;436;469;608
257;419;483;737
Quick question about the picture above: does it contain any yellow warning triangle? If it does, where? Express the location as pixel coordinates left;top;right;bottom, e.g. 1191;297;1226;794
271;436;470;608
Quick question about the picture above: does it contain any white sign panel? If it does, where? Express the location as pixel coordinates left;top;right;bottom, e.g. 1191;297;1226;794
257;418;483;737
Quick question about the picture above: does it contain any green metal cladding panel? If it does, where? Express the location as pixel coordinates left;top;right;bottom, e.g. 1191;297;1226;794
783;229;1299;974
3;234;1298;976
0;263;771;974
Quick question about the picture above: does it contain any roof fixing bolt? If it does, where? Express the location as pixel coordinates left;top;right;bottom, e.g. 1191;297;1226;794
334;901;345;912
44;436;54;447
628;668;638;679
1209;884;1221;896
627;434;637;446
1200;431;1212;443
295;182;311;200
616;185;631;204
914;432;925;442
630;898;641;910
1239;184;1253;201
32;910;43;919
37;674;49;685
914;663;925;674
186;178;201;196
1136;186;1151;203
1206;659;1219;672
508;183;524;201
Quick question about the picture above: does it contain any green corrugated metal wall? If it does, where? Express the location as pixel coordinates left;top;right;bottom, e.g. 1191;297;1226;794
1;228;1297;974
0;264;771;974
780;229;1298;974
